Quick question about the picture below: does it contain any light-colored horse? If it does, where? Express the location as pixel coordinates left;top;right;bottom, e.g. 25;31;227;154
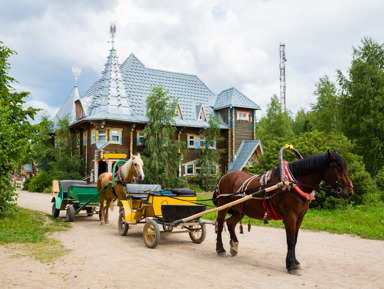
97;153;145;225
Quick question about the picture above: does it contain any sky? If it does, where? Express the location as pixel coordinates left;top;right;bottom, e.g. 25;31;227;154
1;0;384;122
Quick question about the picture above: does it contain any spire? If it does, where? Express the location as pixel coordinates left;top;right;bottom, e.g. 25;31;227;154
72;66;81;86
110;22;116;49
87;23;130;116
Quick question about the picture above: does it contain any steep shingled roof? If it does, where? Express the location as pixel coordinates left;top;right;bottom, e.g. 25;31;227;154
227;140;263;172
214;87;261;110
61;50;260;130
54;85;81;123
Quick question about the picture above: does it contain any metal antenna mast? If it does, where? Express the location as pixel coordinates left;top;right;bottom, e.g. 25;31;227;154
279;43;287;111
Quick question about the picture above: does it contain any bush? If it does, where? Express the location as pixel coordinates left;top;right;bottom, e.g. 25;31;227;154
23;177;33;191
28;172;53;193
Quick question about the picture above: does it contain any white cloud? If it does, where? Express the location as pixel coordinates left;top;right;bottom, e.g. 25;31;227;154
2;0;384;119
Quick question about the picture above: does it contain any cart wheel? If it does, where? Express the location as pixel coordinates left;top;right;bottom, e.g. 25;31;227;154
162;224;173;232
86;207;94;217
189;224;206;244
118;210;129;236
52;202;60;218
143;219;160;248
66;205;75;222
98;206;107;221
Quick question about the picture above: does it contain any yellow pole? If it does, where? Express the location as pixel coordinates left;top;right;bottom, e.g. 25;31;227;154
130;127;133;155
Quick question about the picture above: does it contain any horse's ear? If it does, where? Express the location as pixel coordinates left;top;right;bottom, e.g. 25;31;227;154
327;150;336;162
130;153;133;159
137;153;141;158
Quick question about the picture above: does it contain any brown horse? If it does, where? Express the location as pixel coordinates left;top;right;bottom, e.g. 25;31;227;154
97;153;145;225
212;150;354;274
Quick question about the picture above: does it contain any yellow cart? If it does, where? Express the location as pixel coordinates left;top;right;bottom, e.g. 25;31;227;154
118;185;207;248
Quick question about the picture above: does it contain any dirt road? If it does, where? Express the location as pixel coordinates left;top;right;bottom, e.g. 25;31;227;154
1;190;383;288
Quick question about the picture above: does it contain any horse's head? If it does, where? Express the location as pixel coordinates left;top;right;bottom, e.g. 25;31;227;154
131;153;145;182
324;151;354;200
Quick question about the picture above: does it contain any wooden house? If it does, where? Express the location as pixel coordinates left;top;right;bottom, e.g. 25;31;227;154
55;38;262;183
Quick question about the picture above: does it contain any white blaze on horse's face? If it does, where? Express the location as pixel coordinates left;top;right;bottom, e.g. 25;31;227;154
132;154;145;181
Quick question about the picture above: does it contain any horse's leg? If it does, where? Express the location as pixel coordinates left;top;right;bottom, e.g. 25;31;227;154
216;209;228;255
99;195;105;225
226;209;243;257
293;216;305;267
283;217;300;275
104;198;113;224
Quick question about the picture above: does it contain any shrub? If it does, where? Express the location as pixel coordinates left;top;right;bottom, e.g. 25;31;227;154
28;172;53;193
23;177;33;191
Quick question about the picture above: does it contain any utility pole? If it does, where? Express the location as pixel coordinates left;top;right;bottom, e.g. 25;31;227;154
279;44;287;111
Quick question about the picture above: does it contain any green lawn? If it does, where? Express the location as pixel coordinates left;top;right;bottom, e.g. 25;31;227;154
197;192;384;240
0;208;71;263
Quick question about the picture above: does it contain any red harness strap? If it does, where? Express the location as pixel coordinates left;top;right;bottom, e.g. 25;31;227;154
262;200;282;220
283;161;315;201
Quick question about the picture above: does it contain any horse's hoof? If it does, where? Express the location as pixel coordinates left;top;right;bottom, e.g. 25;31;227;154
229;240;239;257
105;220;109;224
288;269;302;276
216;249;226;257
100;222;104;225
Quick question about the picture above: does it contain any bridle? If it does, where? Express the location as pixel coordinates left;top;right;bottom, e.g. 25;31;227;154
329;161;353;194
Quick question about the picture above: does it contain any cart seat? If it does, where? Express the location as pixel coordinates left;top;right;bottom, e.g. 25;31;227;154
168;188;196;197
59;180;87;193
126;184;162;200
70;184;97;189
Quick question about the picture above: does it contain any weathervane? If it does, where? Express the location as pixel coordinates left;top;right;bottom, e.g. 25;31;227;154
72;66;81;85
110;22;116;49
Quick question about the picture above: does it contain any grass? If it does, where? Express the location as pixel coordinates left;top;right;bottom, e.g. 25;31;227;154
0;207;71;263
197;192;384;240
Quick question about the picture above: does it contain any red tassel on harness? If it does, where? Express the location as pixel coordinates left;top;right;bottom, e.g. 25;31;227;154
109;176;112;181
239;221;244;234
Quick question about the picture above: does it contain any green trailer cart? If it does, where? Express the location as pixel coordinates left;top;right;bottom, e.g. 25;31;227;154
51;180;99;222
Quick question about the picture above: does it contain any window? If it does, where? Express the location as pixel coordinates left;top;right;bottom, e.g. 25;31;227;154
175;104;183;119
199;136;205;148
98;130;106;142
186;164;194;176
137;131;146;146
188;135;195;148
184;160;218;176
83;132;87;146
91;130;96;144
109;129;122;145
237;111;250;121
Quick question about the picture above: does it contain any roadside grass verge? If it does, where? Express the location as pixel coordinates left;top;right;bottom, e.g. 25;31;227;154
197;192;384;240
0;207;71;263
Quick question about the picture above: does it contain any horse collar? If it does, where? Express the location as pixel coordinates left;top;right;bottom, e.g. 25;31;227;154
282;161;315;201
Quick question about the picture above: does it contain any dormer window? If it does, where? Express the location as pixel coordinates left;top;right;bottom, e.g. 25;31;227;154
197;105;207;121
175;104;183;119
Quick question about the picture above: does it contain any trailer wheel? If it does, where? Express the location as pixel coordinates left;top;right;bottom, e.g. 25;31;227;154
52;202;60;218
118;210;129;236
189;224;206;244
86;207;94;217
66;205;75;222
143;219;160;248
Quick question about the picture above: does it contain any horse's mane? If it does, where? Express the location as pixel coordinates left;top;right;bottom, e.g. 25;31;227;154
287;152;347;178
120;158;133;180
